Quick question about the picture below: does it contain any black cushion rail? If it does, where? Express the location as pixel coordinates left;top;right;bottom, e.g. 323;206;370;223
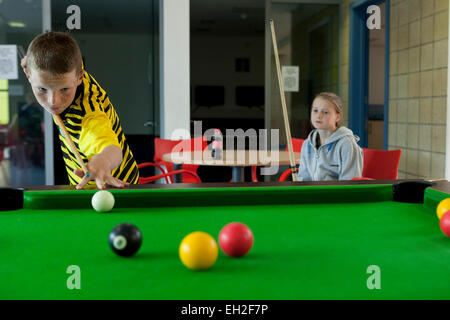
0;188;24;211
393;180;434;203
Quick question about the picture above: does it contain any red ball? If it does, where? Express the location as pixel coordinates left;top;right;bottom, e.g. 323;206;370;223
219;222;254;257
440;211;450;237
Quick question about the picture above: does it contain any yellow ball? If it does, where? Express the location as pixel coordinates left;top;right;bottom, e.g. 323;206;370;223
179;231;218;270
436;198;450;220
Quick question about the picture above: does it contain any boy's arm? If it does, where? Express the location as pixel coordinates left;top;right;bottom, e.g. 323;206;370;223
74;145;129;190
74;112;130;189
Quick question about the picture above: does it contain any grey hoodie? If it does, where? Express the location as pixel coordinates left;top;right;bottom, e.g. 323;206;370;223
297;127;363;181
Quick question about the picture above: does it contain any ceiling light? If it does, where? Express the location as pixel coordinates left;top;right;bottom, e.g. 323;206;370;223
8;21;26;28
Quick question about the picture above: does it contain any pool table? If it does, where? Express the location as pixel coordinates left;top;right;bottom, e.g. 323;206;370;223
1;180;449;300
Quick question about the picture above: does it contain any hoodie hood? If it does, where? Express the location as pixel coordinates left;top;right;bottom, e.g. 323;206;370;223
298;126;364;181
307;127;360;148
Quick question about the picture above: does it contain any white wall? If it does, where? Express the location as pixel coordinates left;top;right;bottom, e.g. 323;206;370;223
160;0;190;139
446;6;450;180
43;0;53;185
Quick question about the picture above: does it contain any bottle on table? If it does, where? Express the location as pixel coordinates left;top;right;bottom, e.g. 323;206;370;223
211;128;223;160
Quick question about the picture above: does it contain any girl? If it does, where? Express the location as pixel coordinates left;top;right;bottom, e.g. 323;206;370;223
298;92;363;181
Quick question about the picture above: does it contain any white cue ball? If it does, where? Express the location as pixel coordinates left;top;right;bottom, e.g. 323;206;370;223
92;190;115;212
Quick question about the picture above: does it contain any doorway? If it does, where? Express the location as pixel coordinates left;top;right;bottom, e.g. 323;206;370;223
51;0;160;183
190;0;266;181
266;1;340;148
349;0;389;149
0;0;47;186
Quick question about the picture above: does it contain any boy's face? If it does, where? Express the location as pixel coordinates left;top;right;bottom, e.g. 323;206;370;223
310;97;341;131
27;67;83;115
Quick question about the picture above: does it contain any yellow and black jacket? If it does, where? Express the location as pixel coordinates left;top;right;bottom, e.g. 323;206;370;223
56;71;139;185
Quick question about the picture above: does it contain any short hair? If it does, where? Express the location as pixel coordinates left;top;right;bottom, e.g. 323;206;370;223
27;31;82;75
314;92;343;127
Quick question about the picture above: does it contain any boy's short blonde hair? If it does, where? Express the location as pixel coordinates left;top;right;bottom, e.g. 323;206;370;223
27;31;83;75
314;92;343;127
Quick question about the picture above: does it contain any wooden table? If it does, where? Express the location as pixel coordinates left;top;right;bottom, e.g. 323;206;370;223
162;150;301;182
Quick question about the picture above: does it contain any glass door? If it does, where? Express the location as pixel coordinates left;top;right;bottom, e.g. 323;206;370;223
265;1;340;147
0;0;47;186
51;0;159;183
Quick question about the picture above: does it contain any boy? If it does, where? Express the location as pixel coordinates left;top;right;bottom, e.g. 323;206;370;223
21;31;139;189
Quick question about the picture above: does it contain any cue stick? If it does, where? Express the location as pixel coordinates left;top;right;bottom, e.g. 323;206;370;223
269;19;298;181
54;115;90;176
17;45;26;60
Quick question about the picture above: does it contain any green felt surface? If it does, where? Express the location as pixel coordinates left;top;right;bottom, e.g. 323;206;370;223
1;185;449;299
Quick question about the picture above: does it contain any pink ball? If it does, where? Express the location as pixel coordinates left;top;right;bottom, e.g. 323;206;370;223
440;211;450;237
219;222;254;257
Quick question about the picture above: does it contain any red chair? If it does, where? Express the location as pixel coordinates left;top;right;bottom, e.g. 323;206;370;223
280;146;401;182
275;138;305;182
279;168;294;182
137;162;171;184
153;136;207;183
138;165;202;184
286;138;305;153
356;148;402;180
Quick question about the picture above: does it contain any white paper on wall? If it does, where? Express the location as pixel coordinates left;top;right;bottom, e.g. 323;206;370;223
282;66;299;92
0;45;19;80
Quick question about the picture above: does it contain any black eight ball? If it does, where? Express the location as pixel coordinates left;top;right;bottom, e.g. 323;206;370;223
108;223;142;257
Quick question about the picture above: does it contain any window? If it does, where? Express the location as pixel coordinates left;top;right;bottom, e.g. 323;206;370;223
0;80;9;125
235;58;250;72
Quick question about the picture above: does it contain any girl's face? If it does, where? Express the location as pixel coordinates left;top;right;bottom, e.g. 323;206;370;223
310;97;341;131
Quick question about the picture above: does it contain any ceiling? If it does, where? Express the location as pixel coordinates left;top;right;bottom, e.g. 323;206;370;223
0;0;267;35
0;0;42;34
1;0;351;39
191;0;265;36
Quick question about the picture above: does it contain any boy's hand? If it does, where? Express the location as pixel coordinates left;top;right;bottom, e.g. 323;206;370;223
73;146;130;190
73;168;130;190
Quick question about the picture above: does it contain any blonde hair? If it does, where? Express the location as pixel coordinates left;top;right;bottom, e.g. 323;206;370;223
27;31;82;76
313;92;343;127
